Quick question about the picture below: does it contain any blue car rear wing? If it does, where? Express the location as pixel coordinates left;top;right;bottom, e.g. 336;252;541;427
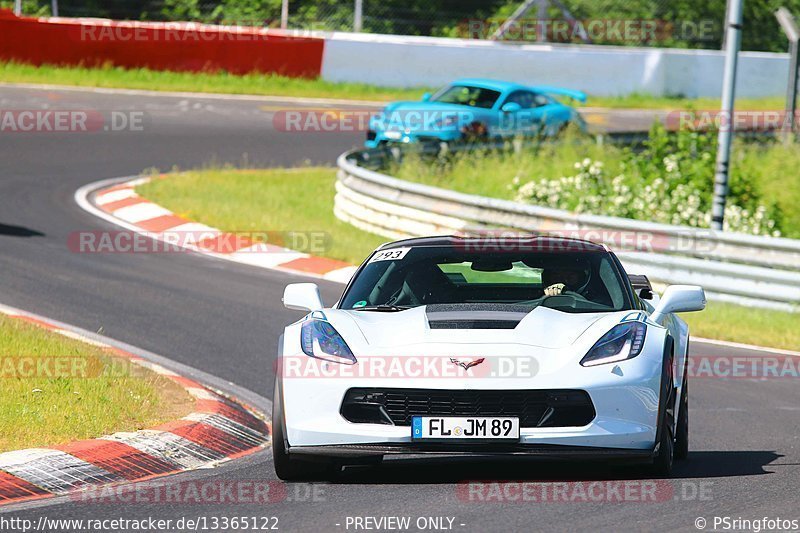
531;86;587;103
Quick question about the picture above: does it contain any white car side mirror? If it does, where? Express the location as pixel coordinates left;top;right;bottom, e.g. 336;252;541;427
650;285;706;323
283;283;324;312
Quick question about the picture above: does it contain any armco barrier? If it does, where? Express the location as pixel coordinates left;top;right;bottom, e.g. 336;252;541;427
0;10;323;77
335;148;800;311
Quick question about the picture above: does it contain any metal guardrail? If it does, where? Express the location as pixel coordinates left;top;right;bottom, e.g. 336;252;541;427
335;147;800;312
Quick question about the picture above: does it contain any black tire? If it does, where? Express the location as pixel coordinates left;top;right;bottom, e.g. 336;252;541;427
650;417;674;477
648;337;676;477
675;369;689;460
272;378;337;481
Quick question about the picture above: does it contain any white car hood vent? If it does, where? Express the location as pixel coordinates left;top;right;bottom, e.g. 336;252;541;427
426;304;531;330
344;305;614;349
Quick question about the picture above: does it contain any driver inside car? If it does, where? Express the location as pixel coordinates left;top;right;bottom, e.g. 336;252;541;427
542;266;590;297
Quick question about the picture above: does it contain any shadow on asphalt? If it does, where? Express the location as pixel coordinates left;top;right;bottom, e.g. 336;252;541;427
332;450;780;484
0;223;44;237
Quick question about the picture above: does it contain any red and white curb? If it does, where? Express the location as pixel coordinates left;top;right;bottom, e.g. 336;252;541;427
0;303;270;506
75;175;358;283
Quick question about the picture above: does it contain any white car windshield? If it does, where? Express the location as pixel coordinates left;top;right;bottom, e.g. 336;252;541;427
340;245;633;313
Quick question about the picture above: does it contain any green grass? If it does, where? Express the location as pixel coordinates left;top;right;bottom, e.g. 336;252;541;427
0;61;787;110
137;167;387;264
136;167;799;350
733;143;800;238
0;62;428;102
390;136;800;239
0;315;193;452
683;302;800;351
587;93;785;111
391;135;614;199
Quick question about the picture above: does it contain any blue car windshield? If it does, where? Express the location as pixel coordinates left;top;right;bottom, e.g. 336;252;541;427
432;85;501;109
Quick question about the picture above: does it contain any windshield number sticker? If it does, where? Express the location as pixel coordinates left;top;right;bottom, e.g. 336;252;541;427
370;248;410;263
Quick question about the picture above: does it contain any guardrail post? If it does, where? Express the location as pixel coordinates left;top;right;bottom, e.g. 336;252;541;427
281;0;289;29
51;0;58;17
354;0;363;32
776;7;800;142
711;0;743;231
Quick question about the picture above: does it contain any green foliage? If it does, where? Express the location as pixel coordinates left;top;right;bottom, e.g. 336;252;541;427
511;124;783;236
0;0;50;16
392;126;795;238
492;0;799;52
161;0;204;22
5;0;796;51
215;0;283;24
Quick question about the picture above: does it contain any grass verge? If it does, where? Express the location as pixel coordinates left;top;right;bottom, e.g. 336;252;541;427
0;61;786;110
0;62;427;102
390;134;800;239
587;92;785;111
136;167;387;264
136;167;799;351
0;314;194;452
683;302;800;352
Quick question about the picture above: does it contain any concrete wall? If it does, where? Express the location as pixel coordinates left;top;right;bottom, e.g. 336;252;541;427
321;32;790;99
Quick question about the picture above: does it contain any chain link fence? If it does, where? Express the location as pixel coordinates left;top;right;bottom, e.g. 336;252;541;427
1;0;794;52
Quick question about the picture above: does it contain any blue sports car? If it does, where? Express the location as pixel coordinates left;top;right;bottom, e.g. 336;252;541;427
365;78;586;148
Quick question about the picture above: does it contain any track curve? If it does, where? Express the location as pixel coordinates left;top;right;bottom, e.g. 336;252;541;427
0;85;797;531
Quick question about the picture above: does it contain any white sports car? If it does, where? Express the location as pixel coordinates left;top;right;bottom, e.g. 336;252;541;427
274;236;706;479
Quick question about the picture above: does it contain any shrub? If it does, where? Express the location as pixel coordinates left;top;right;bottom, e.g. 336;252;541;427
511;124;783;236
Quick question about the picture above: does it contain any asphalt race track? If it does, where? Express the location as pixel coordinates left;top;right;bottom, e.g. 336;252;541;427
0;85;798;532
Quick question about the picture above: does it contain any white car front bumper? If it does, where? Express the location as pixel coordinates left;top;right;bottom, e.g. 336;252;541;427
277;341;665;459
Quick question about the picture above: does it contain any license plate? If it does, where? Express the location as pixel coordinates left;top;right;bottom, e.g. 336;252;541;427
412;416;520;441
383;130;403;140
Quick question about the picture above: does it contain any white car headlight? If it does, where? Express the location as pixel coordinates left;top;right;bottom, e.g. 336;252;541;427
580;322;646;367
300;319;357;365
